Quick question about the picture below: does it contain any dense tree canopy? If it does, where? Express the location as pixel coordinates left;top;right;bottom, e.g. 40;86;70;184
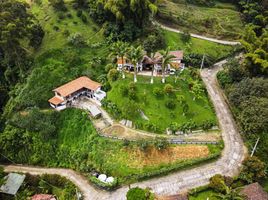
0;0;44;84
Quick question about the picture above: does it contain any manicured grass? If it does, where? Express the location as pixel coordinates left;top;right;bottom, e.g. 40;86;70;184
189;189;219;200
107;72;217;133
158;0;244;40
163;30;238;61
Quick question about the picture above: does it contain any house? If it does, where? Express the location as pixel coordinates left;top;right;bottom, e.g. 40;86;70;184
153;50;185;74
48;76;106;111
117;57;142;72
240;182;268;200
31;194;57;200
117;50;184;74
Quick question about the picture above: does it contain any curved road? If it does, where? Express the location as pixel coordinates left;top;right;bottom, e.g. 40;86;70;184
155;21;241;46
3;59;246;199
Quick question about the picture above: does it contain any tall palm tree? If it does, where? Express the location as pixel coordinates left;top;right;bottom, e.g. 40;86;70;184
109;41;129;79
126;46;144;83
149;52;159;84
159;48;176;83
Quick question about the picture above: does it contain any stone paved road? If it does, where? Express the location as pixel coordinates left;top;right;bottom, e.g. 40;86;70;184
155;21;241;46
3;58;246;200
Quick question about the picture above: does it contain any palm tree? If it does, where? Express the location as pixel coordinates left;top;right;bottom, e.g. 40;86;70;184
109;41;129;79
149;52;159;84
159;48;176;83
126;46;144;83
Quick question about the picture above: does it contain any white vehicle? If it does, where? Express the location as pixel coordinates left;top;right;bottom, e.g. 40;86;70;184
170;68;176;75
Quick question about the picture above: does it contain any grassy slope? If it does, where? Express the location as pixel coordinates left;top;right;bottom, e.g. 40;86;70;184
158;0;244;39
107;73;216;133
54;109;221;183
163;30;237;60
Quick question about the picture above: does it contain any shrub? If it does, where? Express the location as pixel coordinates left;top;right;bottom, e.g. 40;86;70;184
164;84;174;95
76;10;82;17
209;174;226;192
120;85;129;97
217;70;232;88
200;120;214;130
165;99;176;109
153;87;163;98
126;187;154;200
137;140;150;152
81;14;88;23
49;0;67;11
128;90;137;100
181;30;191;43
154;138;169;150
108;69;119;81
239;156;266;183
67;33;86;47
0;166;4;179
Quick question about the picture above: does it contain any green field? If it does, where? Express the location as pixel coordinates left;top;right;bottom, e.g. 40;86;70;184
158;0;244;40
164;30;238;61
107;72;217;133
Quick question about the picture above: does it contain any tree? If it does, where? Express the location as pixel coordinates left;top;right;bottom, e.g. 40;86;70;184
159;48;176;83
48;0;67;11
98;0;158;27
109;41;129;79
182;101;189;116
164;84;174;95
209;174;227;193
0;0;43;83
108;68;119;81
127;187;154;200
239;156;266;183
148;52;159;84
241;25;268;76
190;80;204;100
126;46;144;83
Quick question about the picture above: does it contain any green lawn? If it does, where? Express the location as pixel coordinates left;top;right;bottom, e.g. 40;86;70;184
107;72;217;133
158;0;244;40
163;30;238;61
189;189;219;200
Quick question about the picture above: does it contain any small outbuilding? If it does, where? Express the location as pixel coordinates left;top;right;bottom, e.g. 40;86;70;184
0;173;26;196
88;105;102;118
241;182;268;200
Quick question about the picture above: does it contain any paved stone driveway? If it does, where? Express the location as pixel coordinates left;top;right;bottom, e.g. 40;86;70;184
4;58;246;200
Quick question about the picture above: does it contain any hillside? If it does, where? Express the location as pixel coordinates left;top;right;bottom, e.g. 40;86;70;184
157;0;244;40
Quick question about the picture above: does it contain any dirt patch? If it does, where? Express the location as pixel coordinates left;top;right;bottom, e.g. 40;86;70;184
127;145;209;168
102;124;152;140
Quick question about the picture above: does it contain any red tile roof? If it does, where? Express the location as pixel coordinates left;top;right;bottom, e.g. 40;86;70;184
241;183;268;200
155;50;183;60
31;194;56;200
53;76;101;97
48;96;64;105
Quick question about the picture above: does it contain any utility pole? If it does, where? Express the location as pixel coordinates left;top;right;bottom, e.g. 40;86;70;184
200;54;205;71
251;137;260;157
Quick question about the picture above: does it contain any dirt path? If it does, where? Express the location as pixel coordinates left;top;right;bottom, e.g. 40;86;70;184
155;21;241;46
3;57;246;200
